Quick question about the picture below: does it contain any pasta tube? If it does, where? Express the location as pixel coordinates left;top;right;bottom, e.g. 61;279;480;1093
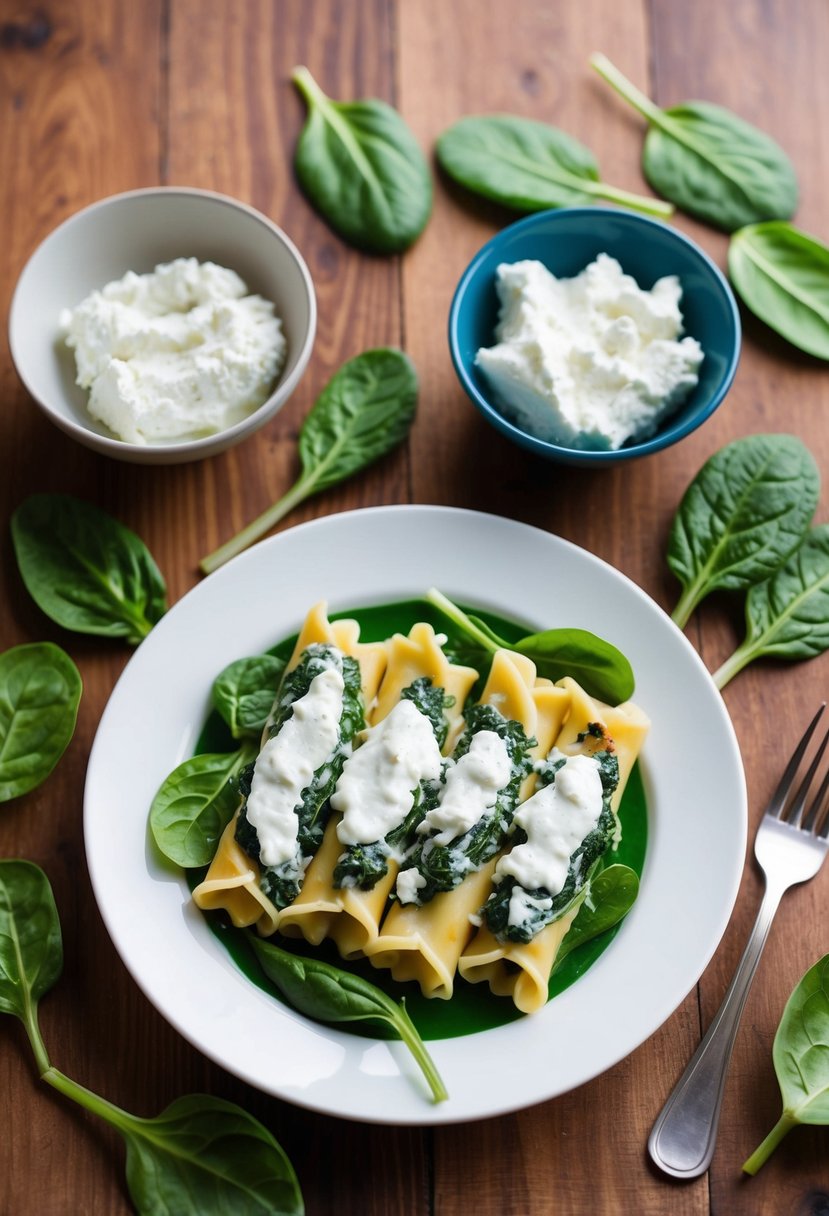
192;603;387;932
364;650;571;998
458;679;650;1012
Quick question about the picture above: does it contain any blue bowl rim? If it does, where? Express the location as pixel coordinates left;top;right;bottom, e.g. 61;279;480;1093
447;206;742;464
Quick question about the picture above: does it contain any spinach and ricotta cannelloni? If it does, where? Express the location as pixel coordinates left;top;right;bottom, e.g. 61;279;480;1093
191;603;388;933
364;649;571;998
458;679;650;1013
276;622;480;957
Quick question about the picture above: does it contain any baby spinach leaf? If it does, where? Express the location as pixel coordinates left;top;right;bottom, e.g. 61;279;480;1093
82;1091;304;1216
292;65;432;254
250;934;448;1103
426;588;635;704
0;860;304;1215
714;525;829;688
200;349;417;573
149;745;256;868
11;494;167;644
667;434;819;628
729;222;829;360
0;859;62;1072
554;864;639;972
591;53;798;232
0;643;82;803
436;114;673;217
743;954;829;1174
212;655;285;739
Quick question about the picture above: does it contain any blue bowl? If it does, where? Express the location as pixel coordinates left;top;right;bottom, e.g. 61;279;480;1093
448;208;741;466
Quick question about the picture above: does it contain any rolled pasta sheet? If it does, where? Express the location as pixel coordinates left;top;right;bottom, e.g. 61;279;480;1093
457;677;650;1012
192;602;387;935
552;677;651;813
456;905;580;1014
371;621;478;732
191;818;280;936
367;861;498;999
275;622;480;957
286;600;388;708
364;649;571;998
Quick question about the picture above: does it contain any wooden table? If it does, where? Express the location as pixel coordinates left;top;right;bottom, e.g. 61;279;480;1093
2;2;828;1212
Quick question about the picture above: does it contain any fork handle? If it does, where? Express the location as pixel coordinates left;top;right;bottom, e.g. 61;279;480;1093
647;880;785;1179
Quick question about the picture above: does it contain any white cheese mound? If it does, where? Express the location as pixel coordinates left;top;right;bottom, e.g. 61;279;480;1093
418;729;511;848
475;254;704;451
495;752;604;926
332;699;443;849
245;664;345;869
61;257;286;444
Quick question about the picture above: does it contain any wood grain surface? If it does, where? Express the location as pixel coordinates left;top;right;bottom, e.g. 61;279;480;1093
1;1;828;1213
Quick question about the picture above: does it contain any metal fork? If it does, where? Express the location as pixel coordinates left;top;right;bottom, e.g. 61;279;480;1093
648;703;829;1179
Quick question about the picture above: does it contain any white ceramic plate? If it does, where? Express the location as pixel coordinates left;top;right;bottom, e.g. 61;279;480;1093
84;506;747;1125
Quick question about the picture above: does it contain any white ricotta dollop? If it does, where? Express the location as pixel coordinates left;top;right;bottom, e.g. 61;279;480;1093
245;664;345;869
417;729;511;848
61;257;286;444
332;699;443;849
475;254;704;451
494;752;604;927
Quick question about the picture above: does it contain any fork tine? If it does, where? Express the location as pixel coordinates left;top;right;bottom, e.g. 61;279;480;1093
801;757;829;833
767;703;826;819
789;726;829;826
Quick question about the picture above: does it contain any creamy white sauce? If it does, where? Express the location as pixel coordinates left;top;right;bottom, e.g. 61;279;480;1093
61;257;286;444
332;699;443;847
396;867;428;905
417;729;511;847
245;665;345;868
495;752;604;922
475;254;703;451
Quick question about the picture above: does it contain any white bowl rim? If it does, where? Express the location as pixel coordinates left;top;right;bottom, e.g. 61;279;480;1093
8;185;318;460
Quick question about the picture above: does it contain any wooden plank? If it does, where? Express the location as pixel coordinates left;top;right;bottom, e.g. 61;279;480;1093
0;5;165;1216
160;0;409;596
647;2;829;1211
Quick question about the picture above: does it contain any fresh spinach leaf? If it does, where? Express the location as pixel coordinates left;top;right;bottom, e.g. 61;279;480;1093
667;434;819;628
553;864;639;972
200;349;417;572
11;494;167;644
212;655;285;739
436;113;673;218
149;745;257;868
426;588;634;704
729;222;829;360
0;860;303;1215
0;643;82;803
250;934;447;1103
0;860;62;1071
714;525;829;688
743;954;829;1174
292;66;432;254
591;53;798;232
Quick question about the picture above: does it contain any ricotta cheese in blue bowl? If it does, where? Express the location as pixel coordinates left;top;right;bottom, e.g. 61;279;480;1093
448;208;741;467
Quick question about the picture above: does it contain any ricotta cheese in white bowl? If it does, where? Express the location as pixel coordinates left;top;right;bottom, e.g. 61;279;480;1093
8;187;317;464
61;257;286;445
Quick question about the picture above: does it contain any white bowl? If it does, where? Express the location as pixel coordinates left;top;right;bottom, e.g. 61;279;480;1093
8;187;317;465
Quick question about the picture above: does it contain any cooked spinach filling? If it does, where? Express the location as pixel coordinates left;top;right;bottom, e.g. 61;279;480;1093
235;644;364;909
396;703;535;904
484;749;620;945
332;677;450;891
